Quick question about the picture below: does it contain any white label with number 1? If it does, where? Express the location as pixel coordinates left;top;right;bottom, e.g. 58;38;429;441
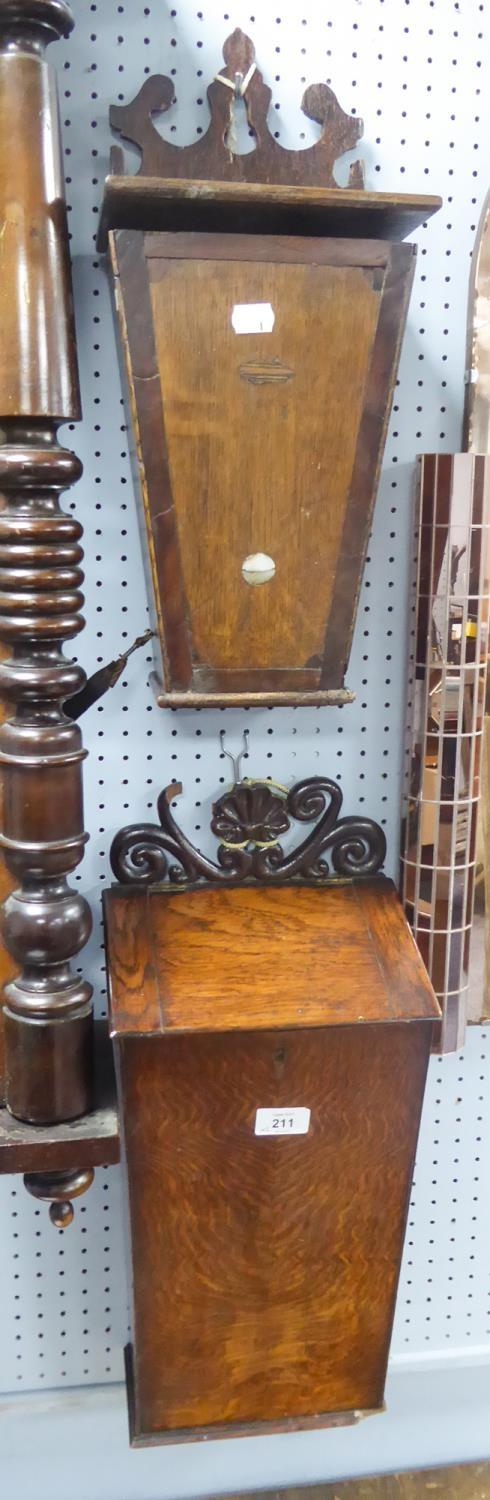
231;302;275;334
254;1107;311;1137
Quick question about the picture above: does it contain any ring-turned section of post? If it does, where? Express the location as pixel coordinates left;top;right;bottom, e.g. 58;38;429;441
0;1;93;1140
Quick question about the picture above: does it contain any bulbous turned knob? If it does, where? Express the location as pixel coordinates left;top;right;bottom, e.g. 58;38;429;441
2;882;93;967
24;1167;94;1227
49;1199;74;1229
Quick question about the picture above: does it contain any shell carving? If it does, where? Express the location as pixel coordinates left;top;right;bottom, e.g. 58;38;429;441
211;783;290;846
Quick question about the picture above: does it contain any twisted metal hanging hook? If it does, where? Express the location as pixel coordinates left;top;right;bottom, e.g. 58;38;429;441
219;728;250;784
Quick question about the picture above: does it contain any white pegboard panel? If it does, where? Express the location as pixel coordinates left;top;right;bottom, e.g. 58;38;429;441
2;1166;128;1390
393;1024;490;1357
1;0;490;1397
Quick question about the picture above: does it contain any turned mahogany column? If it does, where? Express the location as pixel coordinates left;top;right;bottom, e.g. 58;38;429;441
0;1;93;1217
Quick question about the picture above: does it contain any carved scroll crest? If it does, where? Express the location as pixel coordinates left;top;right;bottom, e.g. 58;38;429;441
110;774;386;889
109;27;365;189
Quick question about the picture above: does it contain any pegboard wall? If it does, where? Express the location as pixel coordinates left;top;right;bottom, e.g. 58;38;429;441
1;0;490;1400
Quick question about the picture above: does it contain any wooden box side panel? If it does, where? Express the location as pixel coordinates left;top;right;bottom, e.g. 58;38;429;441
118;1021;431;1442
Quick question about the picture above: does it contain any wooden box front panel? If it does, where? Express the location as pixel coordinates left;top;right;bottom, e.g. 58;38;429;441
112;231;415;706
149;256;378;675
118;1019;431;1443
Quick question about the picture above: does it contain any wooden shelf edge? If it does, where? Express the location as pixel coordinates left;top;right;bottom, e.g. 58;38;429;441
0;1021;120;1175
98;175;442;251
151;676;356;710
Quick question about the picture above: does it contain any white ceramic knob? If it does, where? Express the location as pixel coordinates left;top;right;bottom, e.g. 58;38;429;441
241;553;276;586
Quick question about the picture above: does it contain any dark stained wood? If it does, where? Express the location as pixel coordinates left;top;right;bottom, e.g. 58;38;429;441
24;1165;95;1228
101;31;440;709
321;241;413;684
98;176;441;254
0;1022;120;1174
0;1111;118;1174
144;232;402;266
116;1018;431;1442
111;227;415;706
0;1;92;1126
109;773;387;889
0;4;95;1215
107;30;367;191
66;626;153;720
105;879;439;1037
110;229;192;693
0;656;16;1105
213;1463;490;1498
0;9;79;420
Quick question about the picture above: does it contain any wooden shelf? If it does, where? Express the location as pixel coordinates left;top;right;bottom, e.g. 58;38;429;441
98;175;442;251
0;1023;120;1175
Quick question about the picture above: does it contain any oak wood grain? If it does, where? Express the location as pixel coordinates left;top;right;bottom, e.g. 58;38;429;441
111;229;415;704
118;1019;431;1440
149;256;379;674
125;1343;369;1445
106;879;437;1440
104;879;440;1038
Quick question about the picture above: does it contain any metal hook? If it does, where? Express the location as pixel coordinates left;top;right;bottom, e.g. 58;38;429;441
220;728;249;784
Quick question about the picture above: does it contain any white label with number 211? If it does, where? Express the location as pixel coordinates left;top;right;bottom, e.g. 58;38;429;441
254;1107;311;1137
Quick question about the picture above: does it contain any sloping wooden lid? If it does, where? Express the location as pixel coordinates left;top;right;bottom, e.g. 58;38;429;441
104;877;439;1037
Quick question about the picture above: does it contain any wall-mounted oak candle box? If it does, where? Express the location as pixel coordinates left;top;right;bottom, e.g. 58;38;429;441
98;29;441;709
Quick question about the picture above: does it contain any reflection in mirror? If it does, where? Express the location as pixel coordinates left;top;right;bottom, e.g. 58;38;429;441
401;452;490;1051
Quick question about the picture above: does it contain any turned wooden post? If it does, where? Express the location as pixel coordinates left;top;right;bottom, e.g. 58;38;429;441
0;0;93;1182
